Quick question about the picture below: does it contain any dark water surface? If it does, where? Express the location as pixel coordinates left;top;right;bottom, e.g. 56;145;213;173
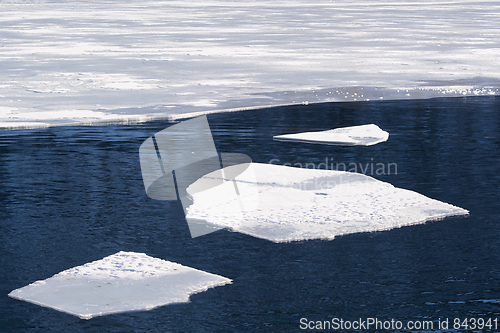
1;96;500;332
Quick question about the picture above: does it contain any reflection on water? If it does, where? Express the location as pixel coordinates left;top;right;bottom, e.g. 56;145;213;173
1;96;500;332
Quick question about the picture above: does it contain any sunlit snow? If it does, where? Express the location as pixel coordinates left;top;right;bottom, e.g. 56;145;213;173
273;124;389;146
1;0;499;129
185;163;469;243
8;251;232;319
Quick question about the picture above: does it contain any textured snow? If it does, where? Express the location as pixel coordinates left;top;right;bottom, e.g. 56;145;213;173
273;124;389;146
8;251;232;319
1;0;499;129
185;163;469;242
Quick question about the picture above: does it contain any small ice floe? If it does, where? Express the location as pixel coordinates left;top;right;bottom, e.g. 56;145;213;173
273;124;389;146
185;163;468;243
8;251;231;319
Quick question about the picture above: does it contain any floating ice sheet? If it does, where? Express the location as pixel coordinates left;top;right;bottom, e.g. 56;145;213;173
1;1;499;129
273;124;389;146
8;251;231;319
185;163;468;242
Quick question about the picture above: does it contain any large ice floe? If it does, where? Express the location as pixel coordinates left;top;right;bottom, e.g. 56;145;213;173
273;124;389;146
8;251;232;319
185;163;469;243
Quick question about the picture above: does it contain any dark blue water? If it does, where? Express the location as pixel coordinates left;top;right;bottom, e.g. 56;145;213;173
1;96;500;332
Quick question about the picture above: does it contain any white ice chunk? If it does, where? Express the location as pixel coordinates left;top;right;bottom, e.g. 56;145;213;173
186;163;468;243
273;124;389;146
8;251;231;319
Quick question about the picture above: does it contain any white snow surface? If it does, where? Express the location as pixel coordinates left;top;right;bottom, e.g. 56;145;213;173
186;163;469;242
8;251;232;319
273;124;389;146
1;0;500;129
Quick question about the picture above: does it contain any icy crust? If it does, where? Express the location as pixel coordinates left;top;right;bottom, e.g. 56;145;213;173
273;124;389;146
1;1;500;129
186;163;469;243
8;252;232;319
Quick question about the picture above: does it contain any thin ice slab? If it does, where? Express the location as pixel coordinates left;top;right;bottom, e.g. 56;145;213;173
273;124;389;146
8;251;231;319
185;163;468;242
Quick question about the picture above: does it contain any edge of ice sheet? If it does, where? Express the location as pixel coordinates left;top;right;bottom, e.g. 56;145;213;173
8;251;232;319
185;163;469;243
1;86;498;130
273;124;389;146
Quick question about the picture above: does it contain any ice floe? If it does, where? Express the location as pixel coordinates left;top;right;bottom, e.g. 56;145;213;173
273;124;389;146
8;251;231;319
185;163;469;243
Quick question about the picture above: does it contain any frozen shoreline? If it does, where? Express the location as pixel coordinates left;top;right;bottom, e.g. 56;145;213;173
1;0;499;129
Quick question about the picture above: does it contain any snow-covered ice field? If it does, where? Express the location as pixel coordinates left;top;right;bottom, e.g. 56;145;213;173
1;0;499;129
